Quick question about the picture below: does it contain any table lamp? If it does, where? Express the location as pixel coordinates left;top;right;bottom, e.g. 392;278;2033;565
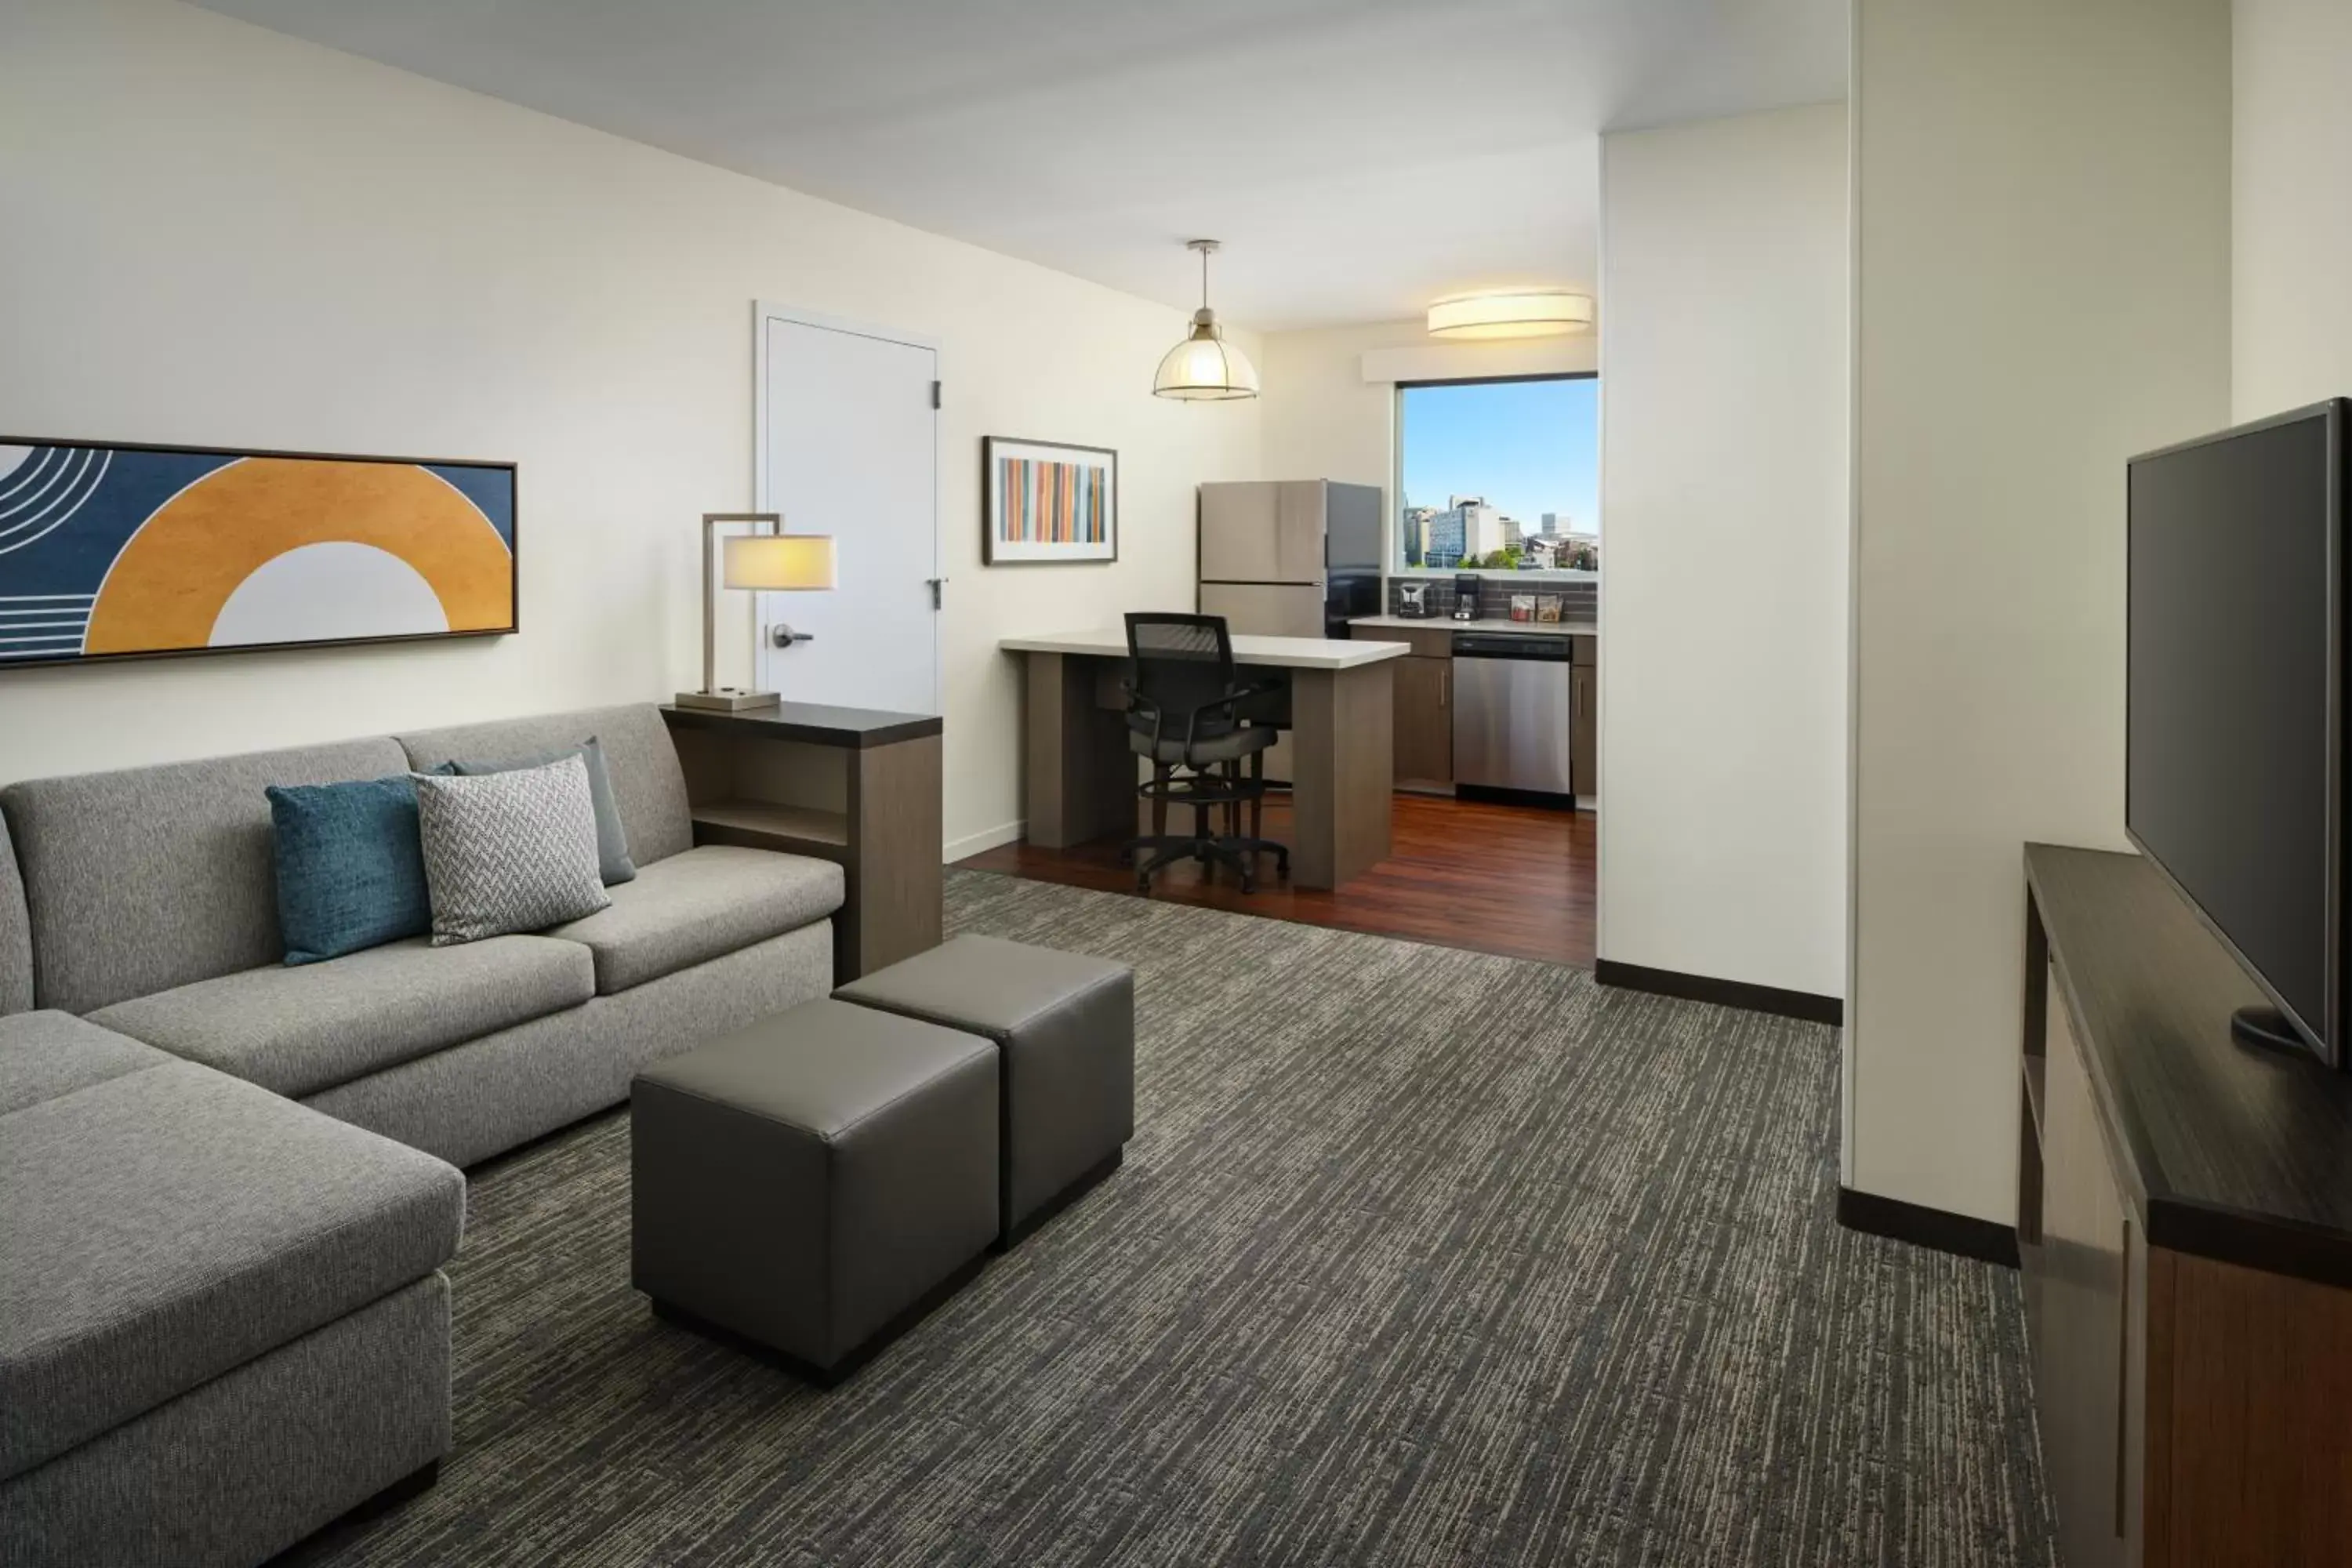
677;510;837;712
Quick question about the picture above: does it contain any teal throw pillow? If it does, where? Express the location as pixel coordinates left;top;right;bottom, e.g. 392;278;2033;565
441;735;636;884
267;775;432;965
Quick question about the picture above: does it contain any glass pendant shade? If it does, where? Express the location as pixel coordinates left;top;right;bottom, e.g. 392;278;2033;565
1153;310;1261;401
723;532;837;590
1153;239;1259;401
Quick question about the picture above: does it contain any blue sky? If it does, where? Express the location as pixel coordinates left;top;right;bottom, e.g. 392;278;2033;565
1399;376;1599;534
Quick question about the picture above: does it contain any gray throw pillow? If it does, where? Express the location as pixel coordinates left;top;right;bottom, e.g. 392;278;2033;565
412;755;610;946
438;736;636;885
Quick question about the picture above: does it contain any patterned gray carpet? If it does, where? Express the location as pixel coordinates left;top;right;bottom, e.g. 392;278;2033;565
292;869;2056;1567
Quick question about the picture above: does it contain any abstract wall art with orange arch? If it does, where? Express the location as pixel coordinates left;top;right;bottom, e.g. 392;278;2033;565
0;437;517;668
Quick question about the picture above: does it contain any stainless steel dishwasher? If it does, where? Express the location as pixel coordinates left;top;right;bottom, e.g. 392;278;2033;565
1450;630;1574;800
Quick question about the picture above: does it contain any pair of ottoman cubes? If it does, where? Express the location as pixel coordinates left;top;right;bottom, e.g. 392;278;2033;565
630;935;1133;1385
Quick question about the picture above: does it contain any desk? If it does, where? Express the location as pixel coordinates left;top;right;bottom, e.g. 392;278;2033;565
1001;630;1406;889
659;702;942;983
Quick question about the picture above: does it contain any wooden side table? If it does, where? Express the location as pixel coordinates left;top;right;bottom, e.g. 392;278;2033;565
660;702;942;984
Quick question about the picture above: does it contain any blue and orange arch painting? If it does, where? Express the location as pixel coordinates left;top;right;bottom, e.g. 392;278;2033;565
0;439;516;666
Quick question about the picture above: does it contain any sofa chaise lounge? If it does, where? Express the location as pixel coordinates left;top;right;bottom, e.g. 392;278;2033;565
0;702;845;1566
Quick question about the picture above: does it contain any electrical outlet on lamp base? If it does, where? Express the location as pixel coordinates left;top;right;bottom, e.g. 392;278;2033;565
673;624;813;710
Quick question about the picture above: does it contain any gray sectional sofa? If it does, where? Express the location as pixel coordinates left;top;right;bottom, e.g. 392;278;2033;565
0;703;844;1566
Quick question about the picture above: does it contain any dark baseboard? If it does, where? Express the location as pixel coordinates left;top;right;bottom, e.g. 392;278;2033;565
1837;1186;2020;1269
1454;782;1577;811
1593;959;1844;1026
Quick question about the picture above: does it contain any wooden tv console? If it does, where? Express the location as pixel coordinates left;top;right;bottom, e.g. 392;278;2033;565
2020;844;2352;1567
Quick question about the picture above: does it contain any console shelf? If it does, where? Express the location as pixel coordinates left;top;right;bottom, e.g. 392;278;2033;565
689;800;849;855
662;702;942;984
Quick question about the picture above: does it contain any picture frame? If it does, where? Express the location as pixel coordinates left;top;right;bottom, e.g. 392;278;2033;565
982;435;1117;565
0;436;517;670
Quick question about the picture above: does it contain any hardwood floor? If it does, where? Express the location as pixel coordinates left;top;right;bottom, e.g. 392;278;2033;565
955;789;1595;967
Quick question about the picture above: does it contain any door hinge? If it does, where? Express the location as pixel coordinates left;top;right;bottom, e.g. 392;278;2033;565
931;380;942;410
927;577;945;611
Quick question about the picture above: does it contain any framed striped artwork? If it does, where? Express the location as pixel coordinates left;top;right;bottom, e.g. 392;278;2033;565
982;436;1117;564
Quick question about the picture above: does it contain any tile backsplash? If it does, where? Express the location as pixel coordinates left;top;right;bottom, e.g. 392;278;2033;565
1388;576;1597;622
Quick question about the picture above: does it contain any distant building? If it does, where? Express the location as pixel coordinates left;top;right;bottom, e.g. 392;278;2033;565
1425;510;1467;568
1401;505;1436;566
1461;500;1506;561
1422;497;1506;567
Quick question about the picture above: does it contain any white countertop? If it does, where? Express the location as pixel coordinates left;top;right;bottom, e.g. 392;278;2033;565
1000;629;1407;670
1349;615;1598;638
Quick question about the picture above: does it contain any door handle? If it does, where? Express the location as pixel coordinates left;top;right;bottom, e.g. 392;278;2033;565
927;577;946;611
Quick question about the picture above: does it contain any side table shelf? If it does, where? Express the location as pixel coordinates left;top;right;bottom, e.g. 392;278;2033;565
662;702;942;984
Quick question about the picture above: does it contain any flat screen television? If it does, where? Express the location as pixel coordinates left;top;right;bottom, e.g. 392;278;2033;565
2127;398;2350;1067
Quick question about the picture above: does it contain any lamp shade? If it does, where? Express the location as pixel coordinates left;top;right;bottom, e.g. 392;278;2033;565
1426;290;1595;340
723;532;836;590
1153;310;1261;401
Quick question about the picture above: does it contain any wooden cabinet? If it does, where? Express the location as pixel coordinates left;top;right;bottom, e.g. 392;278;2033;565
2031;979;2137;1568
1392;655;1451;786
1377;627;1457;790
2020;845;2352;1568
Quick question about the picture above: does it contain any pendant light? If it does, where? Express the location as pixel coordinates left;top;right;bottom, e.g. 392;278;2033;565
1153;239;1260;401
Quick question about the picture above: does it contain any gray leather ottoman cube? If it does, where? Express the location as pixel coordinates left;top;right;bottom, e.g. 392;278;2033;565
630;998;998;1385
837;934;1134;1248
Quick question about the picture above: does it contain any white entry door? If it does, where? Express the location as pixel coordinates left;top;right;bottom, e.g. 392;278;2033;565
754;305;939;713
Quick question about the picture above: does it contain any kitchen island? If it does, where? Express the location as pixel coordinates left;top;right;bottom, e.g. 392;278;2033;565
1000;629;1405;889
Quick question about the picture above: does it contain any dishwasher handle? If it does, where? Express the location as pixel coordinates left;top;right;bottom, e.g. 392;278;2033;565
1451;632;1572;660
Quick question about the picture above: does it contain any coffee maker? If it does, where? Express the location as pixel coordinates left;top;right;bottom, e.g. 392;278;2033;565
1451;573;1484;622
1396;580;1433;618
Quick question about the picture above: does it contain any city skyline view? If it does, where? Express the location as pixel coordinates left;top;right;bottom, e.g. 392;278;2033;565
1399;376;1600;538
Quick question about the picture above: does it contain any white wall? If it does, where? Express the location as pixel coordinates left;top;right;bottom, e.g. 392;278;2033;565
1597;103;1849;1001
1848;0;2230;1223
1258;321;1427;502
0;0;1261;858
2234;0;2352;421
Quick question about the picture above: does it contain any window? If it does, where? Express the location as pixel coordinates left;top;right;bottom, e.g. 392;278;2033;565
1395;374;1598;573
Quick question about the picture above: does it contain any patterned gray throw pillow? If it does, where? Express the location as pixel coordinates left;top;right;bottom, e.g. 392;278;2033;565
412;754;611;945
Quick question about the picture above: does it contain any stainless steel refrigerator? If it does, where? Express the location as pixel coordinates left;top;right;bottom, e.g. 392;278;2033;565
1197;480;1385;784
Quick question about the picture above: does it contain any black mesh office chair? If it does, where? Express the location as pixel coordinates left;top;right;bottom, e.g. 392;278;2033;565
1120;612;1290;895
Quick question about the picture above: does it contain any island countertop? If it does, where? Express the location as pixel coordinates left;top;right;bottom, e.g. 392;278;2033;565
1000;629;1408;670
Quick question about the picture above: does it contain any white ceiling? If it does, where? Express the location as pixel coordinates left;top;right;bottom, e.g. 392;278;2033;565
194;0;1848;332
